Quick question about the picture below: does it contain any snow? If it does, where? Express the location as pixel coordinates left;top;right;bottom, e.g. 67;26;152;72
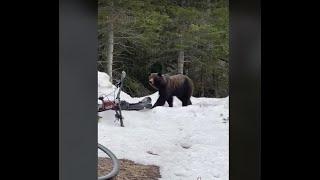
98;71;229;180
98;71;132;101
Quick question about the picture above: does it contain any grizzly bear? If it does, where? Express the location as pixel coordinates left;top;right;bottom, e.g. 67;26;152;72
148;73;194;108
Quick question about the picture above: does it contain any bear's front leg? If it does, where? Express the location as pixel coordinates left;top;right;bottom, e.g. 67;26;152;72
167;96;173;107
152;96;166;108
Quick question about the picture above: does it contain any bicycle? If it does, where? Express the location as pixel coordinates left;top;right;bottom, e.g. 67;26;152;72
97;71;126;180
98;71;152;127
97;71;153;179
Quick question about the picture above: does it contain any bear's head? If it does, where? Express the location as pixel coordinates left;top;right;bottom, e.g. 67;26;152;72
149;73;167;90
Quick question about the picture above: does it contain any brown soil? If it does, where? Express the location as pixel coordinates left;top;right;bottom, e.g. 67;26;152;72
98;157;161;180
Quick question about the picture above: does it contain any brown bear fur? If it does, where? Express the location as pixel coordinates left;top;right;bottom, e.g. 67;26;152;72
148;73;193;108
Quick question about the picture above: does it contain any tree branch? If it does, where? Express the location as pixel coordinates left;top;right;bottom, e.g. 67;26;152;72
218;58;229;63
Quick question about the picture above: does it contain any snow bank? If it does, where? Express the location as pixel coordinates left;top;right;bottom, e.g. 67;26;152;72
98;71;114;97
97;71;229;180
98;71;132;101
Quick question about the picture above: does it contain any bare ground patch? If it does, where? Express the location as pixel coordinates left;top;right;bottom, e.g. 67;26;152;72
98;157;161;180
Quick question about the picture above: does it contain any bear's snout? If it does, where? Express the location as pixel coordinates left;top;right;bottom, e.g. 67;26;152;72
149;79;154;85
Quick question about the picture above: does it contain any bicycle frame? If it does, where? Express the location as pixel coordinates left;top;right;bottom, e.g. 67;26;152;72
98;71;126;127
115;71;126;127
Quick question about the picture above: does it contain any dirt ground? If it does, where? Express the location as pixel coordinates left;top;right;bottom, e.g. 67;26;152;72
98;157;161;180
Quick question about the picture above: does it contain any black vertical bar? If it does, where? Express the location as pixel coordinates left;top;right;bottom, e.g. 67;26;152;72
230;0;261;180
59;0;97;180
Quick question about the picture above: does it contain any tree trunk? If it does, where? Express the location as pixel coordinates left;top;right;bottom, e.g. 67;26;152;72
201;66;205;96
215;73;219;97
177;50;184;74
207;0;211;14
106;22;114;81
212;70;219;97
185;62;189;75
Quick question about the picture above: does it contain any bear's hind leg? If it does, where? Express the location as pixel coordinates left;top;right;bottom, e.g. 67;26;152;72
180;96;192;106
182;100;188;106
179;97;188;106
187;98;192;105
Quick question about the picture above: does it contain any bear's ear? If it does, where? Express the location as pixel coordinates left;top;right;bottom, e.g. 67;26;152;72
157;72;162;77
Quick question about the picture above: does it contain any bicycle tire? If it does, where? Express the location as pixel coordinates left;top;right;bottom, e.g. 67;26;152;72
98;143;120;180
